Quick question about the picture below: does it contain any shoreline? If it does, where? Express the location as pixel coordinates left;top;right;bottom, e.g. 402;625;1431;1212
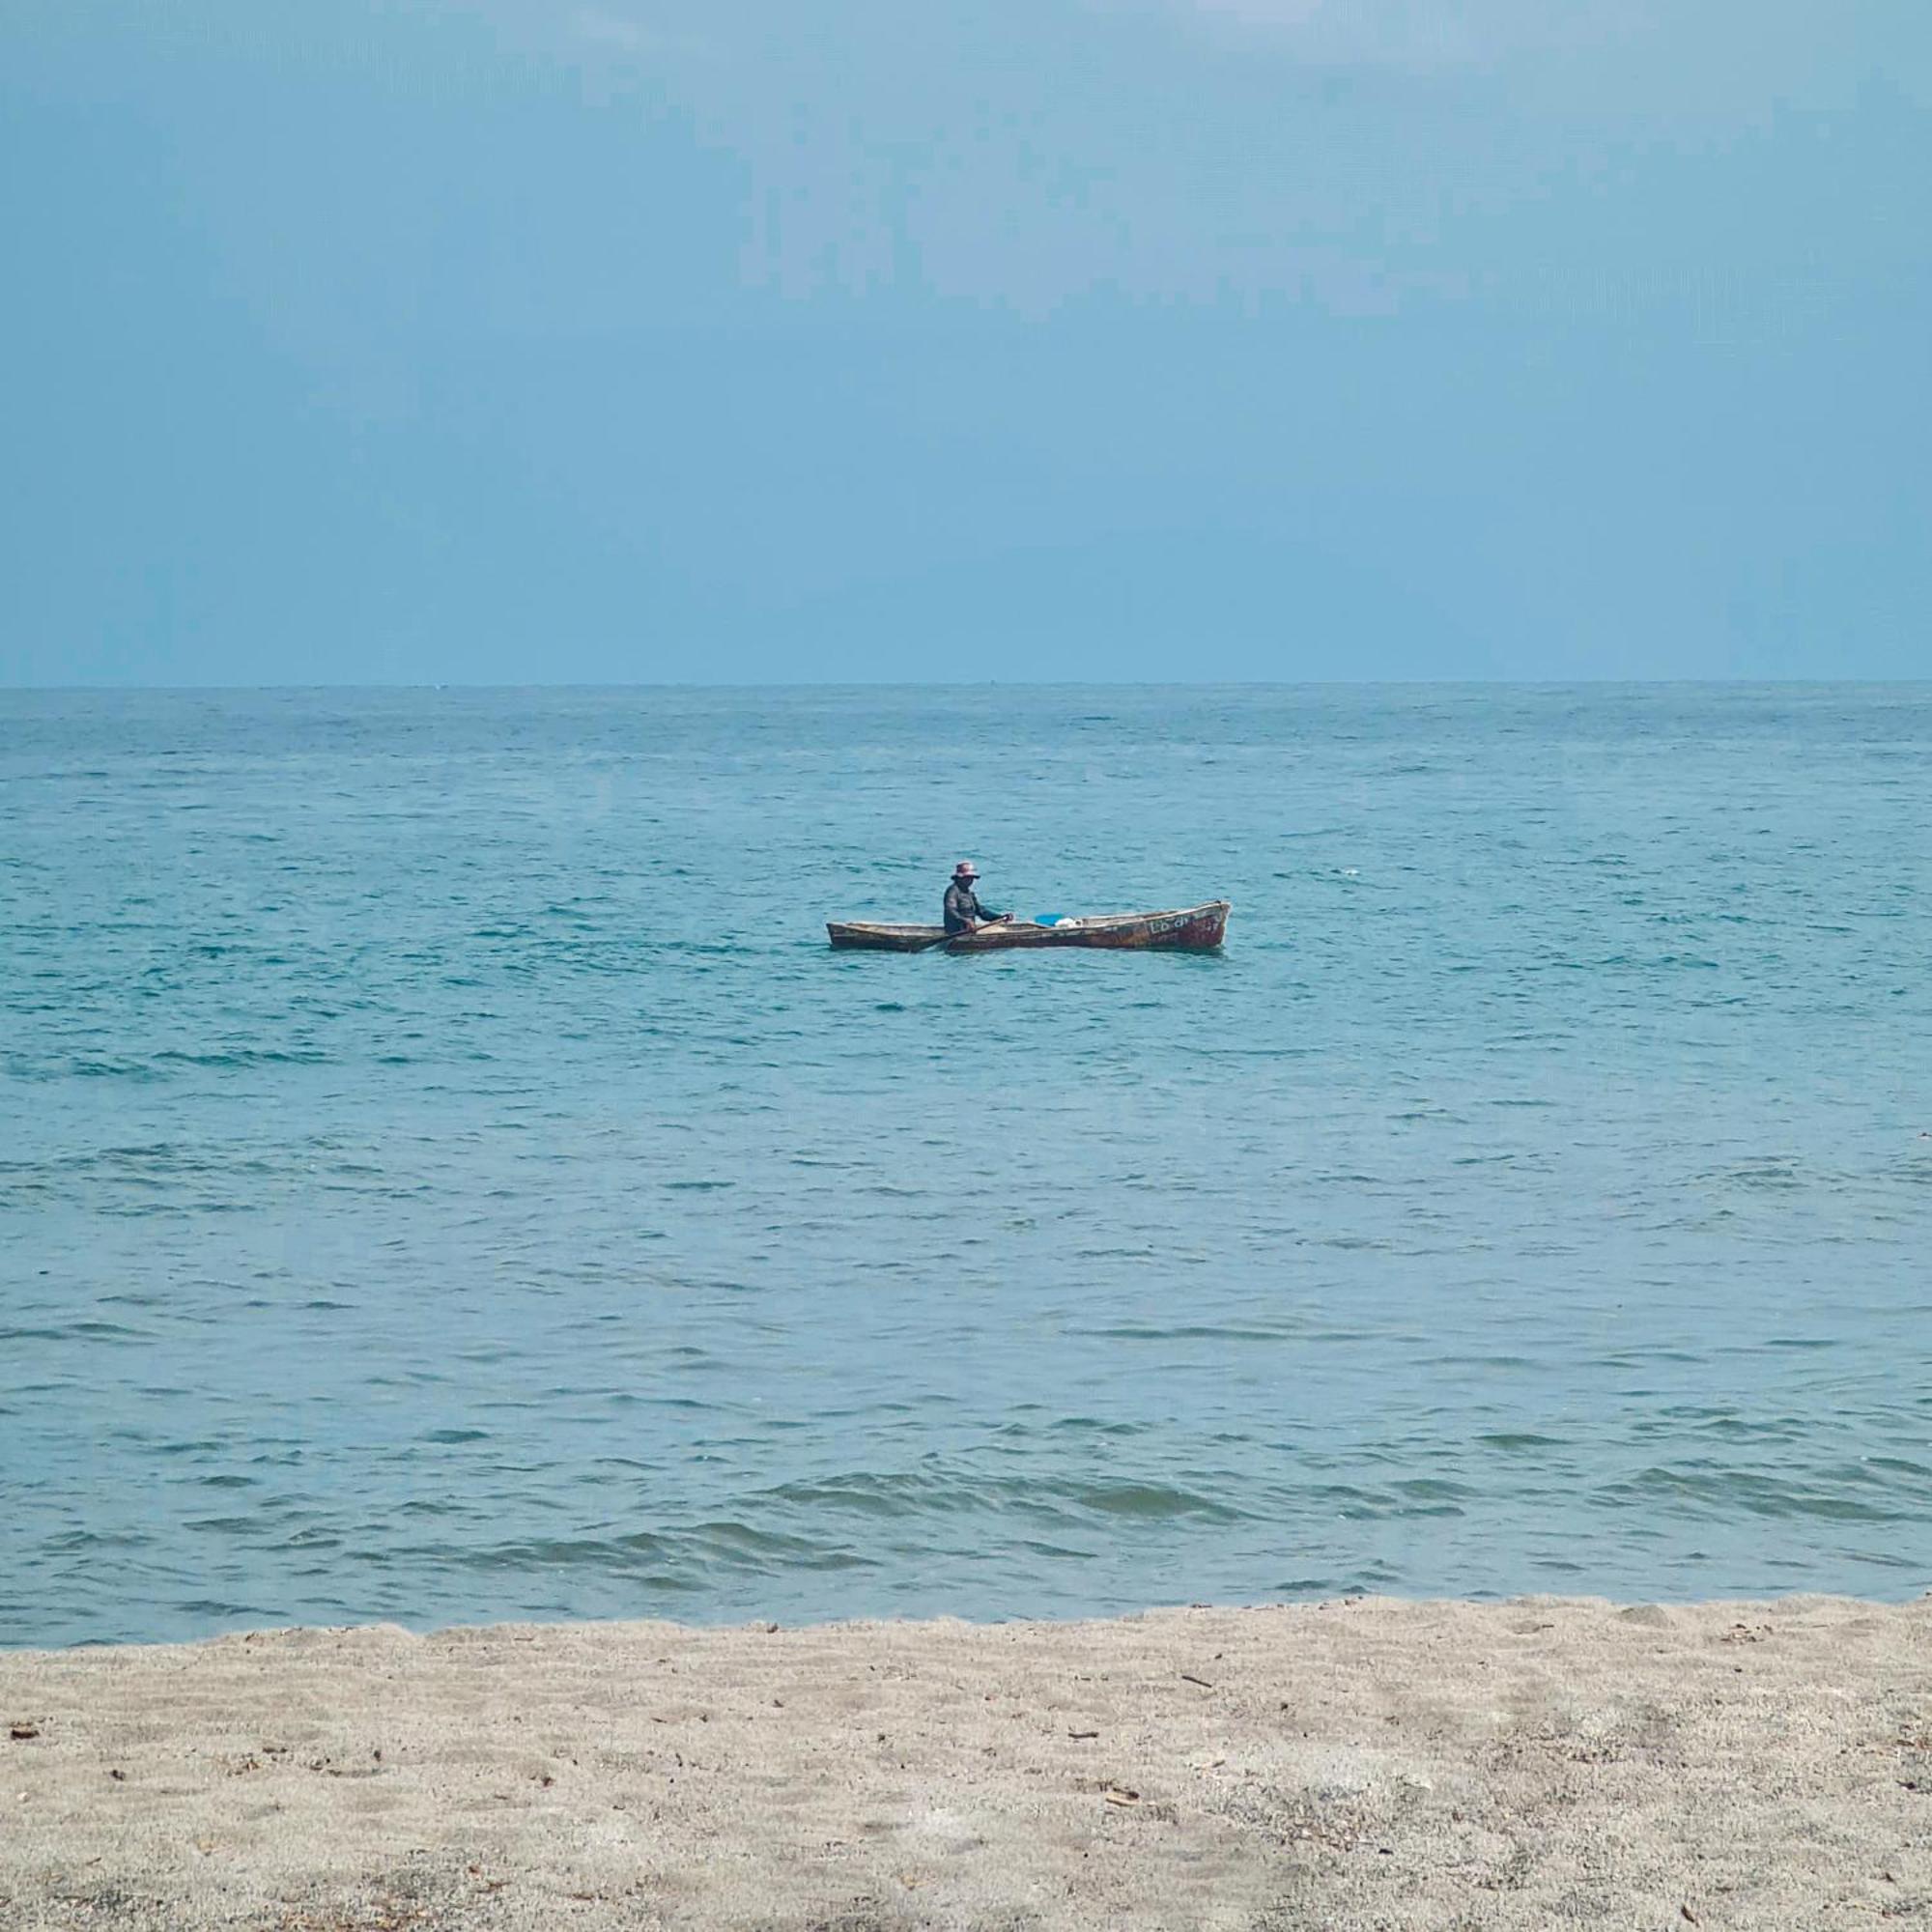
5;1595;1928;1928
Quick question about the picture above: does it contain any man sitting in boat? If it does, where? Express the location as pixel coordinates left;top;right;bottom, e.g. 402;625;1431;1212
943;861;1004;935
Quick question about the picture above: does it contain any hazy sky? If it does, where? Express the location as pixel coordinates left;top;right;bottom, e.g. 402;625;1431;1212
4;1;1928;684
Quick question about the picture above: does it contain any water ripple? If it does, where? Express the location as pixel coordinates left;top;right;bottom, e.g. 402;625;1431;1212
4;684;1932;1646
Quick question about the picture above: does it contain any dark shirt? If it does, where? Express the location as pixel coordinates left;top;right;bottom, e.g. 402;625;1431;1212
943;881;999;934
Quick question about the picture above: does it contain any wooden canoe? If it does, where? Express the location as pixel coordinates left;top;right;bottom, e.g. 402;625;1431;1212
827;901;1231;952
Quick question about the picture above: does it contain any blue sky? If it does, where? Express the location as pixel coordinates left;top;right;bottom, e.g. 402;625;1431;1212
4;0;1928;684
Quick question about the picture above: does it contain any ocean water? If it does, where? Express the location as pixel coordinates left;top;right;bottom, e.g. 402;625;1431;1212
3;684;1930;1649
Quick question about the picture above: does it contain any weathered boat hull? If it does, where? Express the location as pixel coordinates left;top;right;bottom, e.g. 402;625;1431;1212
824;923;947;952
827;902;1231;953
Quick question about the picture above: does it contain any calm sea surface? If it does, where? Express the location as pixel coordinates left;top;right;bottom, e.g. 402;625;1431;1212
3;685;1930;1647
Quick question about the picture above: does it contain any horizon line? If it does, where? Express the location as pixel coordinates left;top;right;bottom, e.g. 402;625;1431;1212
6;675;1929;697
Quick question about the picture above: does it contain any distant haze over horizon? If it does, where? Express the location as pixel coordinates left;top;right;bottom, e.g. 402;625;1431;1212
5;1;1928;687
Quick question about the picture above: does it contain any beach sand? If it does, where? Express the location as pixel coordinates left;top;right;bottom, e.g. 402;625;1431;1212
3;1596;1928;1929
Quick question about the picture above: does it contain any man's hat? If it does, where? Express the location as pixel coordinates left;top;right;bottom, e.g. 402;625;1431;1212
952;860;980;878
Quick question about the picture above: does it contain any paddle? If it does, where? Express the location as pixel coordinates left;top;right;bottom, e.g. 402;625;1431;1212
916;913;1014;952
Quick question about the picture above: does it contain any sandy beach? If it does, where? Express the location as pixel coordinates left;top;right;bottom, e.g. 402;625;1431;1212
2;1595;1927;1929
